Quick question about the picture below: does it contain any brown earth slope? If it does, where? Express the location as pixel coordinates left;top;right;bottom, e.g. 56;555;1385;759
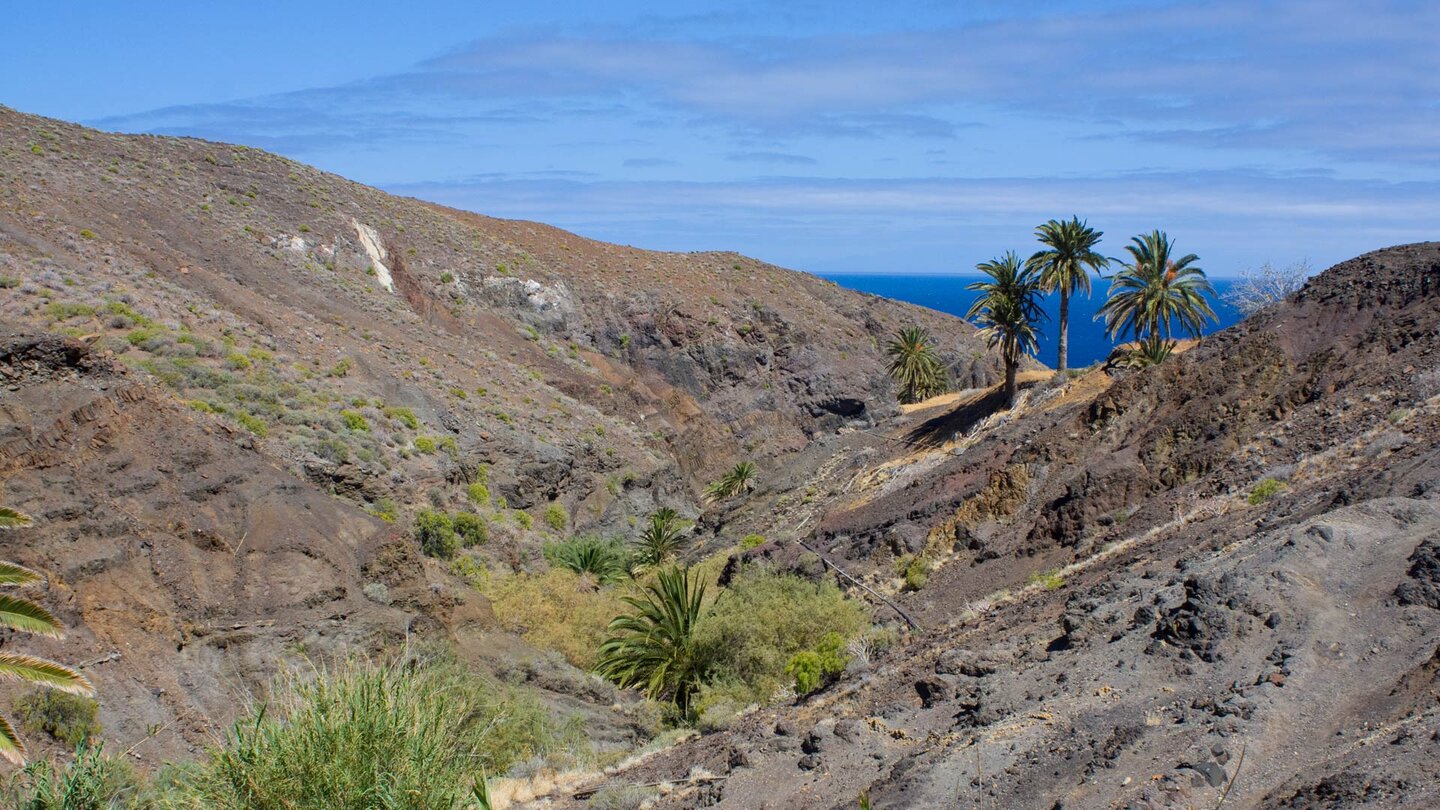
546;245;1440;808
0;107;1006;763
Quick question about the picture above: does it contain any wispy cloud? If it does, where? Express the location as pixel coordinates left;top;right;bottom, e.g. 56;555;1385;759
725;151;817;165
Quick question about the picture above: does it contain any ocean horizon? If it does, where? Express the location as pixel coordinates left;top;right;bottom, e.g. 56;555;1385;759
819;273;1244;369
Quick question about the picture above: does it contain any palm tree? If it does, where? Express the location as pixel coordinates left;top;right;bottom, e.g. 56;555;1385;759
633;508;691;569
542;536;630;586
1098;230;1216;344
885;326;947;403
594;566;711;715
0;508;94;765
704;461;757;502
966;252;1045;407
1030;217;1109;375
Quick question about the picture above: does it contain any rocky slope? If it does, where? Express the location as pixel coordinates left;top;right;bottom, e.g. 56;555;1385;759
546;245;1440;808
0;107;1004;762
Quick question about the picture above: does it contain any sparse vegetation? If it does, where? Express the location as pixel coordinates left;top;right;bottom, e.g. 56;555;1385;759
13;689;100;749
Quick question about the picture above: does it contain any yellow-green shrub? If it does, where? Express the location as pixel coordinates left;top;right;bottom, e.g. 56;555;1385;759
487;569;626;669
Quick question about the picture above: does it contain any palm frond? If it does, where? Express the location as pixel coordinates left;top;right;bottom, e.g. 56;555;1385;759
594;566;710;714
0;594;64;637
0;508;34;530
0;712;26;765
0;562;43;587
705;461;757;502
0;653;94;695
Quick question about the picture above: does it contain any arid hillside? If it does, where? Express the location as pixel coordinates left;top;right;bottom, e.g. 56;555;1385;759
548;245;1440;808
0;106;1006;763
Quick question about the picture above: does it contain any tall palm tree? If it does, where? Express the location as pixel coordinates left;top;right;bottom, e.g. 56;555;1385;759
594;566;711;715
1030;217;1109;375
966;252;1045;407
633;508;691;569
1098;230;1216;346
885;326;947;403
0;508;94;765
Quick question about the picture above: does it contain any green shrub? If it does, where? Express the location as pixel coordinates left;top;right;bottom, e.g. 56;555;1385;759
225;352;251;370
231;411;268;437
79;229;97;240
439;272;454;283
14;689;101;748
895;554;930;592
414;510;459;559
155;654;583;809
0;276;19;289
383;406;420;429
340;410;369;432
695;569;867;705
784;632;848;695
543;503;568;532
1026;568;1066;591
413;436;437;454
452;511;488;547
740;534;766;550
44;302;96;321
467;482;491;507
1248;478;1285;505
488;570;625;669
328;358;352;377
514;510;533;530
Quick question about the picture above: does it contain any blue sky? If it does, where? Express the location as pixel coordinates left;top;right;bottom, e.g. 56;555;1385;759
4;0;1437;276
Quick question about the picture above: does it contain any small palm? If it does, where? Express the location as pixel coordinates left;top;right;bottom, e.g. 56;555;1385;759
633;508;691;568
705;461;757;502
886;326;947;404
0;509;94;765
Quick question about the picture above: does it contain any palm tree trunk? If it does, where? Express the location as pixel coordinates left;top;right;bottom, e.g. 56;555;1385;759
1056;290;1070;375
1004;358;1018;407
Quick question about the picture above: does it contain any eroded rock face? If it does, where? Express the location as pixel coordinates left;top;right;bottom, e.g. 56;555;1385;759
1396;538;1440;609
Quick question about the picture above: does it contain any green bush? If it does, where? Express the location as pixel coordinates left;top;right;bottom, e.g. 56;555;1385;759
894;554;930;592
225;352;251;370
340;410;369;432
14;689;101;748
740;534;766;550
414;509;459;559
784;632;848;695
231;411;268;437
452;511;488;547
1248;478;1285;505
383;406;419;429
514;510;533;530
543;503;568;532
467;482;491;507
695;569;867;705
413;436;437;454
153;654;584;809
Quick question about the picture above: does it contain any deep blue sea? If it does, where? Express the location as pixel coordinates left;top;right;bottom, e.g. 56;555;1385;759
819;274;1243;369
